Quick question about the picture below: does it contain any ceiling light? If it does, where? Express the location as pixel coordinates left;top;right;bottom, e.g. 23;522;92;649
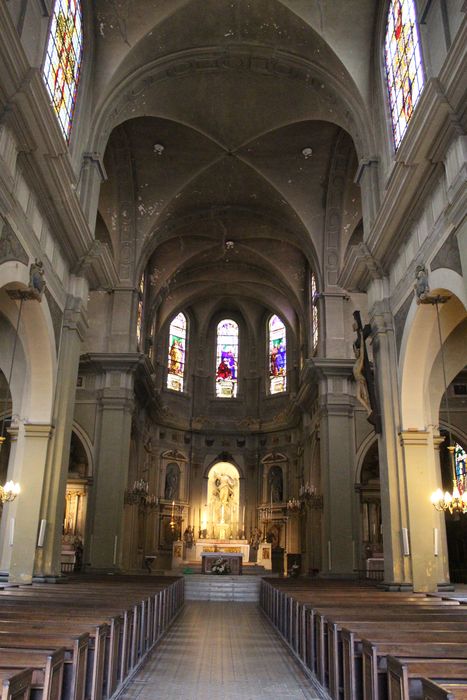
302;147;313;159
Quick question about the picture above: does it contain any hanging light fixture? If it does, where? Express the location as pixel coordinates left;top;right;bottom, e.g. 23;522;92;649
428;296;467;515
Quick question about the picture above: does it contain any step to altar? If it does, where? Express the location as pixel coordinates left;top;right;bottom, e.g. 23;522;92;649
177;561;268;576
183;574;262;601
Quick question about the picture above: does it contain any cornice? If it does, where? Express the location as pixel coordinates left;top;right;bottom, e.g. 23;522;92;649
79;352;146;374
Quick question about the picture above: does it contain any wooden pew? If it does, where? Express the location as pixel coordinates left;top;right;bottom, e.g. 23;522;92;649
387;656;467;700
362;640;467;700
422;678;467;700
335;620;467;699
0;669;33;700
0;649;64;700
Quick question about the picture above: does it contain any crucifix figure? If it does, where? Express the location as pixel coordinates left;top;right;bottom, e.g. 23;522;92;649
352;310;382;434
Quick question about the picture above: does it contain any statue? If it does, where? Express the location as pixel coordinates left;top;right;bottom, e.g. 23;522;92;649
414;264;430;304
352;310;381;434
183;525;194;548
164;463;179;500
28;259;46;301
214;472;235;505
268;465;283;503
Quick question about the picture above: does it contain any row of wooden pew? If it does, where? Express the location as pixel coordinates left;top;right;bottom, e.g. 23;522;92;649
0;575;184;700
260;578;467;700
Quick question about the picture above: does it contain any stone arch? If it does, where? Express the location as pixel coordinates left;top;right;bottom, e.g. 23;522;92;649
400;270;467;430
0;262;56;428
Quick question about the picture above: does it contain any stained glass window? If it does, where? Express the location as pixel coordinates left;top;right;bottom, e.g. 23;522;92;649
136;275;144;350
43;0;83;141
167;312;187;392
311;273;319;353
269;315;287;394
216;319;238;398
455;442;467;486
384;0;425;150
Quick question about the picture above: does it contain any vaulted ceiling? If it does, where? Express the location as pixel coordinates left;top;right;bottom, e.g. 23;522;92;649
93;0;370;335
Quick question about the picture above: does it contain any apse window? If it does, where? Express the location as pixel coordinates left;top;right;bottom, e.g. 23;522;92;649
167;312;187;392
216;319;238;398
384;0;425;150
42;0;83;141
269;315;287;394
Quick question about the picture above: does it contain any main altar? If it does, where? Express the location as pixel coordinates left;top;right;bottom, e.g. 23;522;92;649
195;539;250;562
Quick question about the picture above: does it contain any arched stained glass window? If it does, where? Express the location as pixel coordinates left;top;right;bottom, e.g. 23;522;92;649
269;315;286;394
43;0;83;141
311;273;319;353
384;0;425;150
136;275;144;350
167;312;187;392
216;319;238;398
455;442;466;485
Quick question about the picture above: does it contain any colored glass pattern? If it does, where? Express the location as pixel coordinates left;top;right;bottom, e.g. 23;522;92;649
43;0;83;141
136;276;144;350
384;0;424;150
455;442;466;486
216;319;238;398
269;315;286;394
311;273;319;353
167;312;187;392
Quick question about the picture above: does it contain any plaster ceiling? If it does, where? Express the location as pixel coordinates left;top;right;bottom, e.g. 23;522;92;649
95;0;365;328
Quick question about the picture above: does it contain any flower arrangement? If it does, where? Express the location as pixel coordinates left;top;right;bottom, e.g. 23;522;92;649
210;557;231;575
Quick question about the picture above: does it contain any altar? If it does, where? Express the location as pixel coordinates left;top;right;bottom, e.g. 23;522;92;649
195;539;250;562
201;551;243;574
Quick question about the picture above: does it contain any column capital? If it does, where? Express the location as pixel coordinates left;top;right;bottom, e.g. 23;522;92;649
23;423;53;439
399;429;430;447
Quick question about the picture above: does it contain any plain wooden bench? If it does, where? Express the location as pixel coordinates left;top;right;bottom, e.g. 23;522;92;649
0;668;33;700
362;640;467;700
387;656;467;700
0;649;65;700
422;678;467;700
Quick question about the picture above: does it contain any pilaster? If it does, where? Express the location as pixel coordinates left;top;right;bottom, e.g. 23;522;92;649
34;289;89;578
8;423;53;583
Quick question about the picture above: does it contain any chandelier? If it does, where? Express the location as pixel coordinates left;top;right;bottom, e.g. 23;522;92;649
124;479;158;509
299;482;324;509
286;497;301;512
428;296;467;515
0;480;20;506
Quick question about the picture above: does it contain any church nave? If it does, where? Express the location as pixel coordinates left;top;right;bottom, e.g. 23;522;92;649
117;601;320;700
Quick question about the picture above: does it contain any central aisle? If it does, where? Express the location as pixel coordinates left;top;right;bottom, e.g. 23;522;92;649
119;601;320;699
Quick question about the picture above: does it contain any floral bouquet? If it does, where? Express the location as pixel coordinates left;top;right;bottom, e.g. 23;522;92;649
210;557;231;575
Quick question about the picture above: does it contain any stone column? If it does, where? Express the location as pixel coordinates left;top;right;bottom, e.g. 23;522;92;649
399;430;450;592
369;299;412;589
85;354;139;571
34;287;88;578
314;359;356;576
8;422;53;583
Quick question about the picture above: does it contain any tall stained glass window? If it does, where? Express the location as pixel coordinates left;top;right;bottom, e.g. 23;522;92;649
167;312;187;392
384;0;424;150
43;0;83;141
269;315;287;394
136;275;144;350
216;319;238;398
455;442;467;486
311;273;319;353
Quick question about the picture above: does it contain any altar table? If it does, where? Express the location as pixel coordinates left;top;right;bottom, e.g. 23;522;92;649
201;552;243;575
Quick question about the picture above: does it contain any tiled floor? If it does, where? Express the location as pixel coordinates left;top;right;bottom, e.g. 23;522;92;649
118;602;321;699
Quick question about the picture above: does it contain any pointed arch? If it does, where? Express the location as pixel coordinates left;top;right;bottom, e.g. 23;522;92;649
167;311;187;392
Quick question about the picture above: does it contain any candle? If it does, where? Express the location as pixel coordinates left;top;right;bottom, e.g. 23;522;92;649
171;500;175;518
242;505;245;529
